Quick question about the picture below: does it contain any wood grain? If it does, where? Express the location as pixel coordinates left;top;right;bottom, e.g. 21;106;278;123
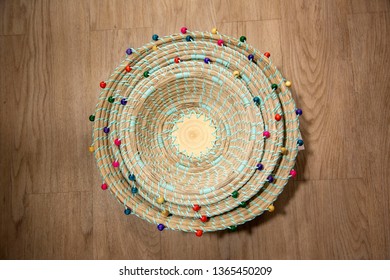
0;0;389;260
347;12;390;258
0;0;29;35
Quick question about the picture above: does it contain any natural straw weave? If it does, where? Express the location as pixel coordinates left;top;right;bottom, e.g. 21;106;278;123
90;30;301;233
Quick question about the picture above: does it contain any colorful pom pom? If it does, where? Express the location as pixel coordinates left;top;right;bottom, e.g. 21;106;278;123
100;81;106;89
239;36;246;42
161;210;170;217
217;39;224;46
114;138;121;146
128;174;136;181
180;27;188;34
195;230;203;237
264;52;270;58
275;114;282;121
280;147;288;155
228;225;237;232
231;190;239;198
157;224;165;231
263;131;270;138
124;208;131;215
103;127;110;134
240;201;247;208
256;163;264;170
152;34;159;41
290;169;297;178
101;183;108;190
193;204;201;212
126;48;132;55
112;161;119;167
156;196;165;204
200;215;208;222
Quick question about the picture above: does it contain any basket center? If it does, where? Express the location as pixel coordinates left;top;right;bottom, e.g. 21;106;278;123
172;113;216;157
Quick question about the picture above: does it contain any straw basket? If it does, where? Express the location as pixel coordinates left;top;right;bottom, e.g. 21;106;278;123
89;28;303;236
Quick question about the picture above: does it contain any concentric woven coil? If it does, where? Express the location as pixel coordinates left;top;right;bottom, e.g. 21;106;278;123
89;29;302;235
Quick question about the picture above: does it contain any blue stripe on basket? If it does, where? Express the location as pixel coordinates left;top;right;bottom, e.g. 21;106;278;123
200;187;215;194
237;160;248;173
176;72;190;79
135;154;145;168
211;76;223;86
142;86;155;98
166;107;177;115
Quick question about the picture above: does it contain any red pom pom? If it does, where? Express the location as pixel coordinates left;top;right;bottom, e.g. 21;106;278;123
100;81;106;88
181;27;187;34
195;230;203;237
193;204;201;212
101;183;108;190
217;39;224;46
264;52;270;58
275;114;282;121
200;215;208;222
174;57;180;63
114;139;121;146
290;169;297;178
125;65;131;72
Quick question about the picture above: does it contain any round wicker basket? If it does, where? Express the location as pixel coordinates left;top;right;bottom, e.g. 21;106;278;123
89;28;303;236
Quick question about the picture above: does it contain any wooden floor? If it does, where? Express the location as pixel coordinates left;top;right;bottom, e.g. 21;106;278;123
1;0;389;260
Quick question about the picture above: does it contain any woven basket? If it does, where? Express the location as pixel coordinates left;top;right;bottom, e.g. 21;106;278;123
89;28;303;235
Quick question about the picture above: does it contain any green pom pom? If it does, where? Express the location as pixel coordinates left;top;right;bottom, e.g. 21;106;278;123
239;36;246;42
143;71;149;78
108;96;115;103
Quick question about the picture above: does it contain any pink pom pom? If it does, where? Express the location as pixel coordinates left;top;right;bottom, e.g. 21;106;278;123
101;183;108;190
112;161;119;168
114;139;121;146
290;169;297;178
217;39;224;46
263;131;270;138
181;27;187;34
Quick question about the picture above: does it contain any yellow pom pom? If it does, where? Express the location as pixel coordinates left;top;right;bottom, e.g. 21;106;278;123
88;146;94;153
152;45;158;51
156;196;165;204
161;210;169;217
211;27;218;34
233;70;240;77
285;80;292;87
280;147;288;155
268;205;275;212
